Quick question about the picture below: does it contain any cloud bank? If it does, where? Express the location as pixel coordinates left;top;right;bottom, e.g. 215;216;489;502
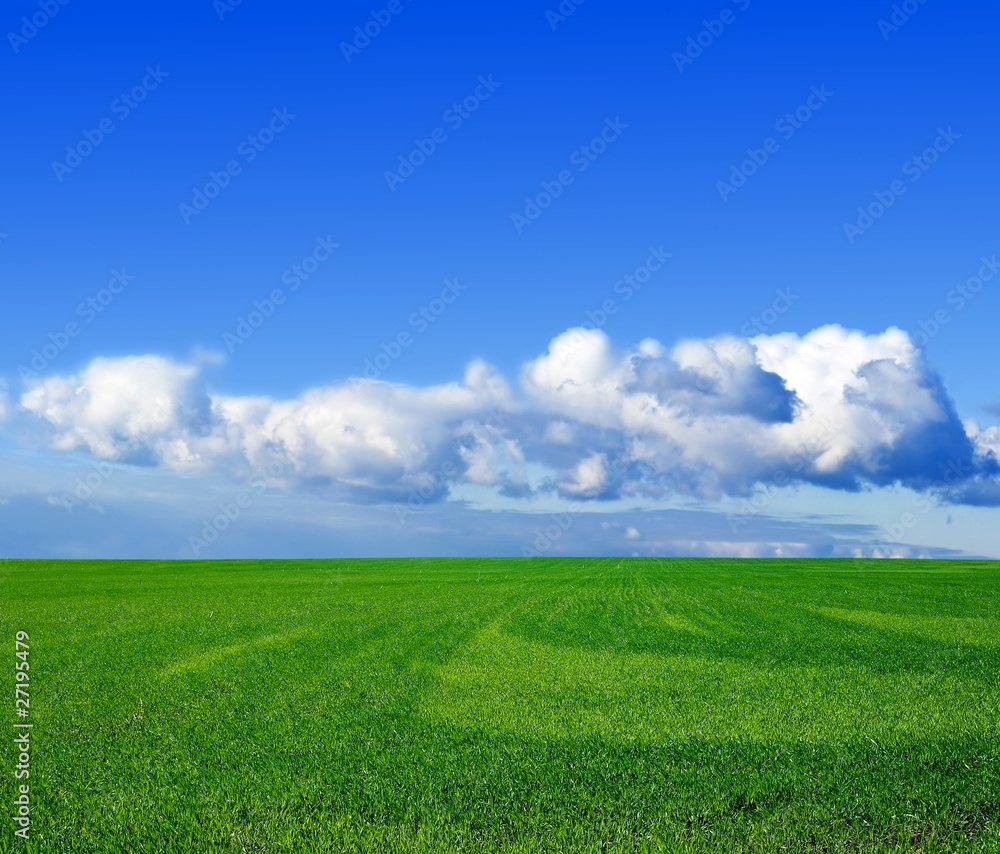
12;324;1000;509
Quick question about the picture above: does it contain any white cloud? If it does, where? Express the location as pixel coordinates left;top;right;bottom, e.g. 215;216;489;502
11;324;1000;508
523;324;986;500
227;361;511;501
19;356;220;470
968;421;1000;459
20;356;511;503
559;452;610;498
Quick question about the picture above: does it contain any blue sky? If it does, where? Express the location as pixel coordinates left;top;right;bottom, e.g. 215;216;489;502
2;0;999;558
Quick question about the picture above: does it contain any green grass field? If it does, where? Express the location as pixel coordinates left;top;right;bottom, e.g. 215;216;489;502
2;558;999;852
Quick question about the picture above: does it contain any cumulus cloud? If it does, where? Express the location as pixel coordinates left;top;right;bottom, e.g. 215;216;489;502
11;324;1000;508
19;356;221;469
558;453;613;498
220;360;511;502
937;421;1000;506
523;324;998;502
20;356;512;503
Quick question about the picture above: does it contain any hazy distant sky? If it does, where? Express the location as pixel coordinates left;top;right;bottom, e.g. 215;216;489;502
3;0;999;558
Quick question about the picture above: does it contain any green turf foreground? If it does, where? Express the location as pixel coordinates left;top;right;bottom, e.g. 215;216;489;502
1;558;998;852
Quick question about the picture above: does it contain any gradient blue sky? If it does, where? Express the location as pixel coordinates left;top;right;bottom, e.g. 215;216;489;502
2;0;999;558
